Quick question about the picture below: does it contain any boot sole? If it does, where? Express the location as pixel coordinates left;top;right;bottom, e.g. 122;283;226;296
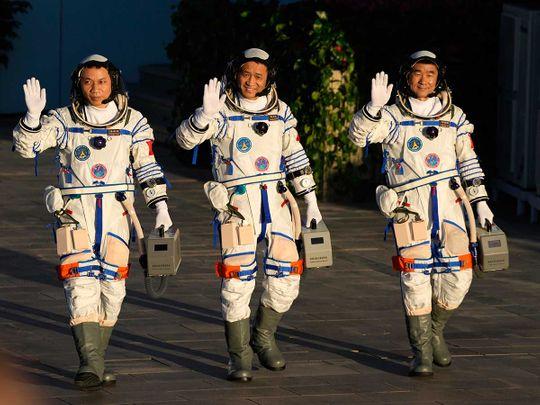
227;376;252;383
262;364;286;372
75;382;103;391
434;360;452;368
409;370;433;377
253;348;286;371
75;373;102;391
102;380;117;387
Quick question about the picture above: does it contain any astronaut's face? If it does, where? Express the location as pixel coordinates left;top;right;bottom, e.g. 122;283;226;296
408;62;438;100
80;67;112;107
237;61;268;100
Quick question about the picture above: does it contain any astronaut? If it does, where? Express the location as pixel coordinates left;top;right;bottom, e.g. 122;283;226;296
12;55;172;390
176;48;322;382
349;51;494;376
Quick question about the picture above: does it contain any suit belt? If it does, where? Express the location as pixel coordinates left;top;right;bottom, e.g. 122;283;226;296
60;183;135;196
221;172;285;189
391;169;459;193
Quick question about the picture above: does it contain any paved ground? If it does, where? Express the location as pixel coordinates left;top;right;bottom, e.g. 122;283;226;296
0;122;539;404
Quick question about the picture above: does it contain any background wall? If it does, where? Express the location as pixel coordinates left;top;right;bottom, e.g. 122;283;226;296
0;0;177;113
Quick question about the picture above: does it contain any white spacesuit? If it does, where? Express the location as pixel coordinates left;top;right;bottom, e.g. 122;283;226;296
12;55;172;390
349;51;494;376
176;48;322;382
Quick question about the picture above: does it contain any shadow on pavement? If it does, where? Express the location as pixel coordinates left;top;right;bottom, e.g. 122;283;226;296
127;289;410;376
0;246;409;379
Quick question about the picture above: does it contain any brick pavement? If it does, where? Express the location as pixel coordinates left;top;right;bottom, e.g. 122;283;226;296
0;125;539;404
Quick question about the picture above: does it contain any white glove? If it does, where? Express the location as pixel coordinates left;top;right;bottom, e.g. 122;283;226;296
154;200;173;231
23;77;47;128
193;77;226;129
203;181;229;212
375;185;399;218
304;191;322;228
367;71;393;115
476;200;494;228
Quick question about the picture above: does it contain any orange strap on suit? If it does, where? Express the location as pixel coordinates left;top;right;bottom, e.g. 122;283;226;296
289;259;304;275
57;261;130;281
215;262;241;279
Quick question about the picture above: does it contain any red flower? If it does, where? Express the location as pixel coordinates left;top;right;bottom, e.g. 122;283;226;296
334;45;342;52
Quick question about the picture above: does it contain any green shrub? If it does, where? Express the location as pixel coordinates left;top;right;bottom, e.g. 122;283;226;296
0;0;30;67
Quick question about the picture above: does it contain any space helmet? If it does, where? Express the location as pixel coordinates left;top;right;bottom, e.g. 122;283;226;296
70;54;127;106
396;50;449;98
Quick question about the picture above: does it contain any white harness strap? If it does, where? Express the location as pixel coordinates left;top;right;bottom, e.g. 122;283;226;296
391;169;459;193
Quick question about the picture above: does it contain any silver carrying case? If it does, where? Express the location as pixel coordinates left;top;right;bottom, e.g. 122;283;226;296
301;220;333;269
146;226;182;277
477;223;509;272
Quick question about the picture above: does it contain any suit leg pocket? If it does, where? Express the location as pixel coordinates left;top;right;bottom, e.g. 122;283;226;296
442;220;469;256
102;232;130;267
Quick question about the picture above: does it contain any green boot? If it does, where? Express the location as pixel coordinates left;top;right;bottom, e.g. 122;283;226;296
431;305;454;367
98;326;116;385
406;314;433;377
71;322;103;390
224;318;253;382
251;305;286;371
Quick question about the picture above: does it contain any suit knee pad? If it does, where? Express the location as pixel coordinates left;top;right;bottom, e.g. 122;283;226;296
64;277;100;325
401;272;432;316
100;280;126;326
221;278;256;322
261;275;301;313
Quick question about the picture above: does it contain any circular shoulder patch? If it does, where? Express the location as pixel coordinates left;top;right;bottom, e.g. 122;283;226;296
255;156;269;172
74;145;91;161
236;137;252;153
425;153;440;168
407;137;423;152
91;163;107;179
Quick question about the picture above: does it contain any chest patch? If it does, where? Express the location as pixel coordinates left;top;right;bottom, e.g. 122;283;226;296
74;145;91;161
91;163;108;179
425;153;440;168
255;156;269;172
407;137;423;152
236;137;252;153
